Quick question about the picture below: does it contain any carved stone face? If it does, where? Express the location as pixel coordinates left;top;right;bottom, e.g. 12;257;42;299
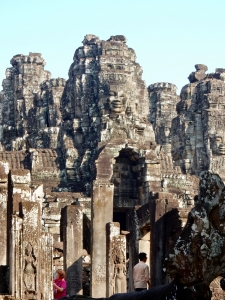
211;133;225;155
117;254;124;264
107;90;127;114
215;135;225;155
157;126;171;144
5;68;12;79
65;148;78;169
180;85;190;101
183;158;192;174
2;79;11;90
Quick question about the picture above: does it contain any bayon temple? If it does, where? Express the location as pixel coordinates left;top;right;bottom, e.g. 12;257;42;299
1;34;225;300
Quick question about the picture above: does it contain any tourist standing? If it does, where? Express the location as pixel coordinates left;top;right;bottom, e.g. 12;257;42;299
133;252;150;291
53;269;67;299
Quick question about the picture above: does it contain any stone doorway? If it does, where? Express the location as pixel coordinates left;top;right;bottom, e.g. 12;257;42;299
112;211;129;293
139;225;150;270
112;148;139;208
113;211;127;231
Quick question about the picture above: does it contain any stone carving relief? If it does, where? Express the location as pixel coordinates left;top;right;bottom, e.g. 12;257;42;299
23;243;36;292
110;233;126;295
113;251;126;294
93;264;106;282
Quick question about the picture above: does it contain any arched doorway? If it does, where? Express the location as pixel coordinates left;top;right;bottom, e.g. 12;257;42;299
111;148;140;208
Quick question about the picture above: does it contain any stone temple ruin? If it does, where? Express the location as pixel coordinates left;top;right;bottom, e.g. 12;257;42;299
0;34;225;299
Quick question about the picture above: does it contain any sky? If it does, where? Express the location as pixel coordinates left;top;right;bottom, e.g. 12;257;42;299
1;0;225;93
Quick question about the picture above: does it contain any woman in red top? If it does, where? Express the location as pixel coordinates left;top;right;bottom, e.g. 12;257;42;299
53;269;67;299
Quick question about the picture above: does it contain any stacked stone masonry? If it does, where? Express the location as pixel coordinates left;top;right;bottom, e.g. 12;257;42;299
0;35;224;299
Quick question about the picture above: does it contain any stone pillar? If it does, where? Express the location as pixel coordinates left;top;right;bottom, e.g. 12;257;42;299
145;160;161;192
106;222;126;297
9;215;22;298
9;171;52;300
139;232;150;269
128;209;139;292
63;205;83;296
21;201;41;300
9;169;32;299
31;184;44;203
0;162;9;266
91;181;114;298
152;193;172;286
41;232;53;300
11;169;31;215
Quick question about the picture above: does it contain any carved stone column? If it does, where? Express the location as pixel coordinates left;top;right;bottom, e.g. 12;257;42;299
91;181;114;297
63;205;83;296
11;169;31;215
9;215;22;298
9;170;52;300
21;201;41;300
9;169;32;299
41;232;53;300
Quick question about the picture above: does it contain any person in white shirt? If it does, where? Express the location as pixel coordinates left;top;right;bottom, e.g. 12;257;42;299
133;252;150;292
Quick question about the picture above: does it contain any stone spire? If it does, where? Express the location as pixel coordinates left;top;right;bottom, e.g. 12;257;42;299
0;52;66;150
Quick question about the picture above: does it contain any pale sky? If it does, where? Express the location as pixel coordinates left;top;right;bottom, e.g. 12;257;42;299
1;0;225;93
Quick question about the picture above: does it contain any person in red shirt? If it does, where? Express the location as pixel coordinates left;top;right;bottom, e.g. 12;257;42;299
53;269;67;299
